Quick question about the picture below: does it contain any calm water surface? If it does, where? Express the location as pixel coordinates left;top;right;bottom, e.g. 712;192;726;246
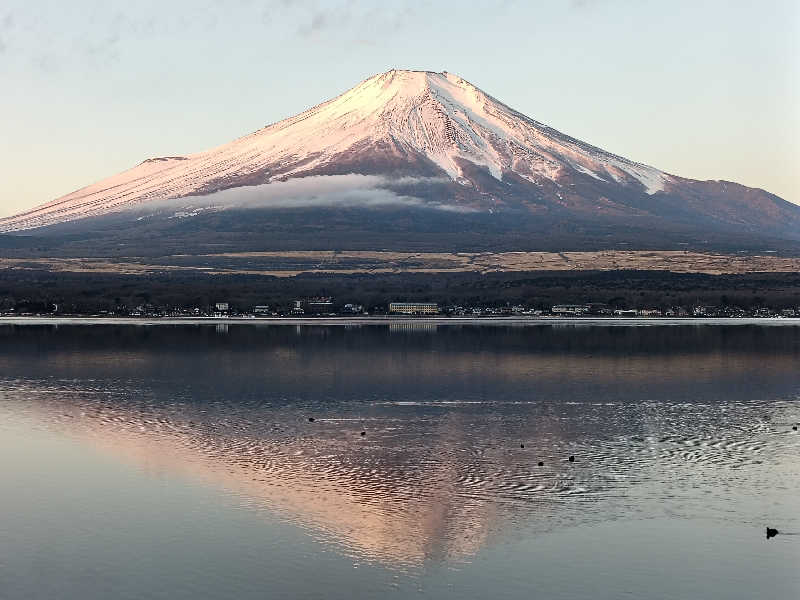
1;322;798;599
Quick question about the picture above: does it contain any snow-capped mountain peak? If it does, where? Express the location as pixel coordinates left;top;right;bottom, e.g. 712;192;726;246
1;69;795;237
248;68;668;189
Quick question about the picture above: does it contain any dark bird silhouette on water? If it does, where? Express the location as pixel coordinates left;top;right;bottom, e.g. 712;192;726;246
520;444;525;448
308;417;315;422
568;455;575;462
766;527;779;539
361;431;366;436
538;461;544;466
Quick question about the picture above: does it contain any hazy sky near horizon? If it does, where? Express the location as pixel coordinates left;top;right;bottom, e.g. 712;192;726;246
1;0;798;218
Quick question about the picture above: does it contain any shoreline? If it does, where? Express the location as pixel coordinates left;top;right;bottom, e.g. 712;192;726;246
1;316;799;327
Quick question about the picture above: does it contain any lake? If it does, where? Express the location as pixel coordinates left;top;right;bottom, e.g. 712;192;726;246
1;321;798;599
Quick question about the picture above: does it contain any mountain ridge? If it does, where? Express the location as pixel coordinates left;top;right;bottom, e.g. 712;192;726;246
2;69;798;242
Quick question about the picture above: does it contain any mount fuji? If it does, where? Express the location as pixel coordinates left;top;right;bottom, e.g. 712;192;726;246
2;69;798;250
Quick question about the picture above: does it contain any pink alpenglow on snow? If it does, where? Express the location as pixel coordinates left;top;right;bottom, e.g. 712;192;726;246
1;70;797;237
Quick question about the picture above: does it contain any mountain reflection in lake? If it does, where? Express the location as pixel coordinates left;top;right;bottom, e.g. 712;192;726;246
1;323;798;599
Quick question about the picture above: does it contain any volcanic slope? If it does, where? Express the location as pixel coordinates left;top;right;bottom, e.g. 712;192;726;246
2;69;798;245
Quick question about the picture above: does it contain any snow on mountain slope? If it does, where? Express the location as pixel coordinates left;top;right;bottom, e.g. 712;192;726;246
1;70;679;232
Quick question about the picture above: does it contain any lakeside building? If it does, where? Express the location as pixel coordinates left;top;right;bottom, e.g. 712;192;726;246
587;303;613;315
551;304;590;316
253;305;271;315
389;302;439;315
306;297;335;314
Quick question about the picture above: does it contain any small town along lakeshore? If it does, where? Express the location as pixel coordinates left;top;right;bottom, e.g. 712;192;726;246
2;315;800;328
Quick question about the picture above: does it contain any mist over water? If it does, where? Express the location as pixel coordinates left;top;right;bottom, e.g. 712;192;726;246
1;323;798;599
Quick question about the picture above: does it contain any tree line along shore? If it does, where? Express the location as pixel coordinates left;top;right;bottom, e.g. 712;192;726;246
1;268;798;318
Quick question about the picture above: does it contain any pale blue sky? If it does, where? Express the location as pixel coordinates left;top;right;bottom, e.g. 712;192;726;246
1;0;798;217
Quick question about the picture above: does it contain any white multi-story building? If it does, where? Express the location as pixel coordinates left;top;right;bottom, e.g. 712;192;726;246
389;302;439;315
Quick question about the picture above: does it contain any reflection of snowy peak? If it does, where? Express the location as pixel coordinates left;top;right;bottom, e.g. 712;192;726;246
2;69;798;238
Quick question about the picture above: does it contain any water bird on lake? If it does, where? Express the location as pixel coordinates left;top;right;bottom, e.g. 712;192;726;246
569;455;575;462
538;461;544;466
520;444;525;448
766;527;779;539
361;431;366;436
308;417;315;422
